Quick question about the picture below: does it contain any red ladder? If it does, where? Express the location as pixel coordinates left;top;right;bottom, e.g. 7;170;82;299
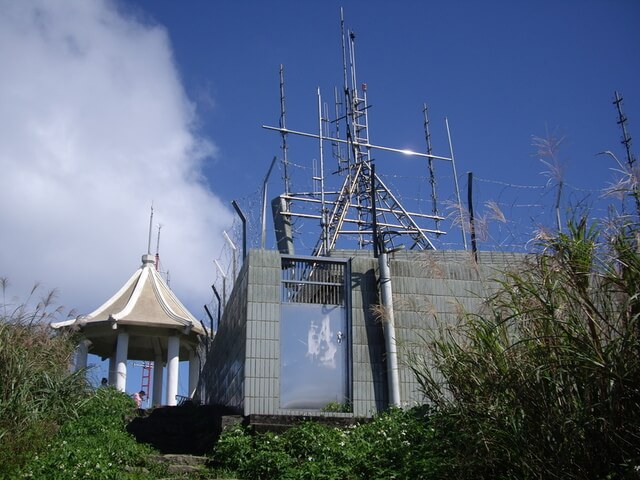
141;362;153;404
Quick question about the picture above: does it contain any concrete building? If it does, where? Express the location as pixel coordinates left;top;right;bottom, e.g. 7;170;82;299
198;248;525;419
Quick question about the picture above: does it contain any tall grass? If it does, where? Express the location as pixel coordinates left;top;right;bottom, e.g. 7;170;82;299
410;216;640;479
0;280;88;477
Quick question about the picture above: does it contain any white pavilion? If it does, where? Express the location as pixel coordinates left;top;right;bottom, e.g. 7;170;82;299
52;254;206;406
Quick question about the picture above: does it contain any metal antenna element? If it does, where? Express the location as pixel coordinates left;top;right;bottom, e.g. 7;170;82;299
613;91;640;216
318;87;329;255
446;118;467;250
423;104;439;231
147;204;154;255
155;224;163;271
614;91;635;172
280;65;291;196
155;224;163;255
263;11;458;256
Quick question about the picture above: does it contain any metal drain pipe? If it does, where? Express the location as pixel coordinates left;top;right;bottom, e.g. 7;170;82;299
379;251;401;407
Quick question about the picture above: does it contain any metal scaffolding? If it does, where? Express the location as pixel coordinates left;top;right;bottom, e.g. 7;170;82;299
263;9;464;257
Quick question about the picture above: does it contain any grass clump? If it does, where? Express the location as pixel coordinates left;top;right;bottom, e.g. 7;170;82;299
0;281;87;477
0;281;163;479
410;217;640;479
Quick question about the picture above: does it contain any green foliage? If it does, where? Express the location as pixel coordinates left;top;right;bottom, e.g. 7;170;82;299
320;401;351;413
410;216;640;479
212;407;444;480
0;281;88;477
18;387;165;480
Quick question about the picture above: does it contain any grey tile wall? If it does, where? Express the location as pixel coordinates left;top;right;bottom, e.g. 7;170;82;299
244;250;280;416
197;257;249;410
199;248;526;417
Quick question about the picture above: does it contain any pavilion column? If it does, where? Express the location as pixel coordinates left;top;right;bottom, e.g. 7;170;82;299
74;339;90;372
115;331;129;392
188;350;200;398
108;353;117;386
153;353;164;406
166;335;180;406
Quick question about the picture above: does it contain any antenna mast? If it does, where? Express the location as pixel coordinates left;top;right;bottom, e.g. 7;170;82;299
264;10;456;256
613;91;640;216
155;224;163;271
423;104;439;232
280;65;291;195
147;204;154;255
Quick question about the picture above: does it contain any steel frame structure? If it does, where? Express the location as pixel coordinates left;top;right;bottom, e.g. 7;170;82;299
263;10;464;257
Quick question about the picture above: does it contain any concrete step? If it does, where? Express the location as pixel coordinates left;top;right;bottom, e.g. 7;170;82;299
149;453;210;477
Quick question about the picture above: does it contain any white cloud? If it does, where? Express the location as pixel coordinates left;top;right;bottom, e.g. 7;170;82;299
0;0;234;317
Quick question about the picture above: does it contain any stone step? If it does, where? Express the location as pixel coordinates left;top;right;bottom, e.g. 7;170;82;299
148;454;212;479
148;454;209;466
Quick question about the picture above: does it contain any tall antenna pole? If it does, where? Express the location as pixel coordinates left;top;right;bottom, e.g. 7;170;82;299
340;8;348;104
614;91;635;172
613;91;640;216
333;86;344;169
340;8;353;168
318;87;328;255
423;104;439;231
446;118;467;250
147;204;154;255
155;224;163;271
280;65;291;195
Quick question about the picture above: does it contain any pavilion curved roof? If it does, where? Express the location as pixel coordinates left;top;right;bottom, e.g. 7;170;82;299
52;254;206;337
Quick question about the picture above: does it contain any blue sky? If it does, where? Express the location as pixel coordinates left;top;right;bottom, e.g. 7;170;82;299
127;0;640;249
0;0;638;398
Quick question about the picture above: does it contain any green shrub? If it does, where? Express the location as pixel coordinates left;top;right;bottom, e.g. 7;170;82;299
212;407;445;480
18;387;164;480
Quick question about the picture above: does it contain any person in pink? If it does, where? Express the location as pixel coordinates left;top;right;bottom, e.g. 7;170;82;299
132;390;146;408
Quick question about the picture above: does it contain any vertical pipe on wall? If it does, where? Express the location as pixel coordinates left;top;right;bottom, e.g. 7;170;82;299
378;251;401;407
